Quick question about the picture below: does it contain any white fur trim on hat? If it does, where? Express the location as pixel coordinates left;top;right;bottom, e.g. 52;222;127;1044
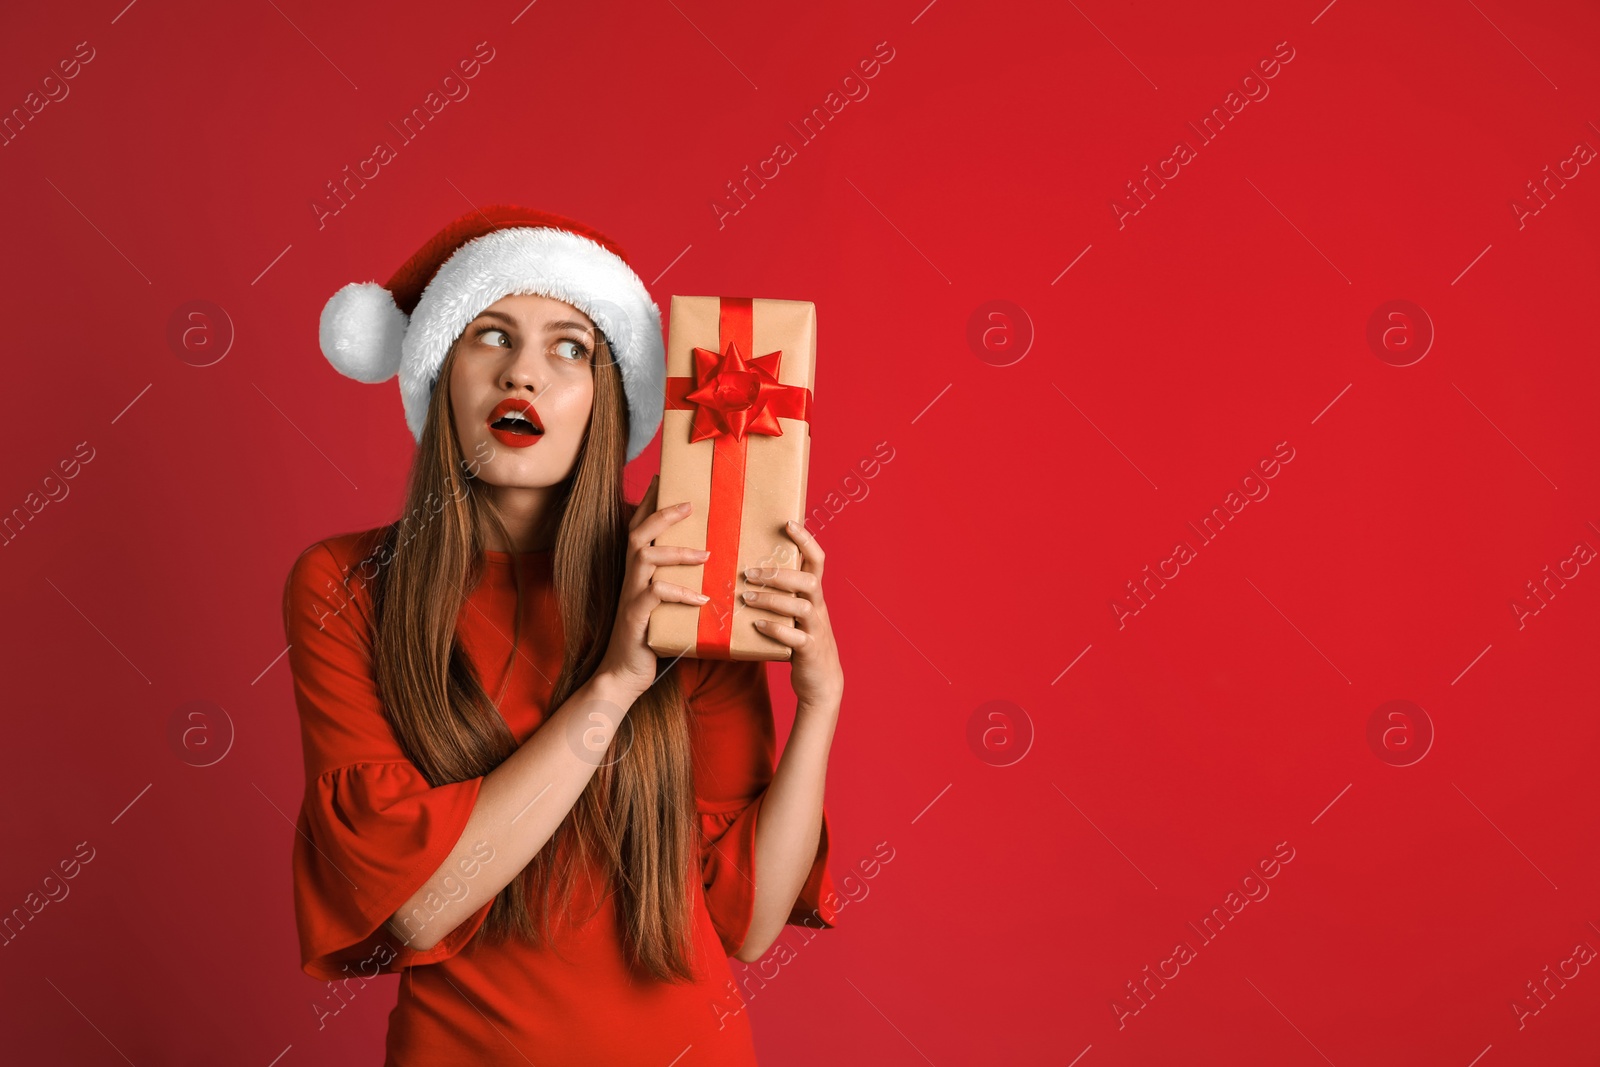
319;281;408;383
399;227;666;462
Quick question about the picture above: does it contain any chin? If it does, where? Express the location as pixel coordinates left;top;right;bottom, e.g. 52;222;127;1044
471;449;576;489
479;473;569;491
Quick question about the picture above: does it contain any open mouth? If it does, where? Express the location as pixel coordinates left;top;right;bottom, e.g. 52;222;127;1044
487;398;545;447
490;413;542;436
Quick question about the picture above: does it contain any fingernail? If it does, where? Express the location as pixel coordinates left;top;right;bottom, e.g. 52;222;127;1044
741;591;756;602
676;501;691;511
694;592;709;603
696;549;711;559
787;518;799;529
744;567;759;579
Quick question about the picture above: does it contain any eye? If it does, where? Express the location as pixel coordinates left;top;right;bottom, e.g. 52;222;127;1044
554;338;589;362
475;326;511;348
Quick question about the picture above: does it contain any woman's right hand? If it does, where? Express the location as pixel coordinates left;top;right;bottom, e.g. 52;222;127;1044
596;474;711;703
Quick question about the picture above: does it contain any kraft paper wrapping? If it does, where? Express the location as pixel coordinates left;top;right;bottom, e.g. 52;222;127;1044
646;296;816;661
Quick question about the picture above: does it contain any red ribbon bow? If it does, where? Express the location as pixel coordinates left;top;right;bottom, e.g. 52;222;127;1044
684;341;787;442
663;297;813;658
667;334;811;444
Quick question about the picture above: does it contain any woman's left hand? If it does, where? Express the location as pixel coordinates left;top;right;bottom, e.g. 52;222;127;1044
741;518;843;713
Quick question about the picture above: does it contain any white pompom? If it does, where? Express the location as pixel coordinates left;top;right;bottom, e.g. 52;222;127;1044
319;281;407;383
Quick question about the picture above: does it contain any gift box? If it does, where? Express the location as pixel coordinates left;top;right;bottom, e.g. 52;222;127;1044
646;296;816;661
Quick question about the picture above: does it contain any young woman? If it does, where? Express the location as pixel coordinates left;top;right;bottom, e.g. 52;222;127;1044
282;206;842;1065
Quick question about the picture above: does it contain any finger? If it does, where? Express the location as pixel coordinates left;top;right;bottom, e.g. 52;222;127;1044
783;518;825;576
627;475;661;532
752;618;809;649
640;545;711;567
644;579;709;609
741;566;818;597
624;543;695;600
740;590;811;620
629;500;693;550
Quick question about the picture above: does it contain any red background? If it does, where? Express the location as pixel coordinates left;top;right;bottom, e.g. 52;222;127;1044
2;1;1598;1064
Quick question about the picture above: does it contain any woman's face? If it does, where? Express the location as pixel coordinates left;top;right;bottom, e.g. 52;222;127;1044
448;292;597;490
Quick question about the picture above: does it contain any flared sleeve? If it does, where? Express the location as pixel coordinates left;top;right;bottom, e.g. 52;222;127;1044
682;657;838;958
281;541;493;981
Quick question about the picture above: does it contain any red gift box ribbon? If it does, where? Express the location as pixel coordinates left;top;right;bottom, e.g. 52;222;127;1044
663;297;814;657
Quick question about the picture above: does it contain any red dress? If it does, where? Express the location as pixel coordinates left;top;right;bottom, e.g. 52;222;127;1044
281;528;837;1065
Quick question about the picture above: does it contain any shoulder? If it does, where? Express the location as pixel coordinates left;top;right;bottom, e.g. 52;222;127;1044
677;656;770;711
287;526;389;579
282;526;391;619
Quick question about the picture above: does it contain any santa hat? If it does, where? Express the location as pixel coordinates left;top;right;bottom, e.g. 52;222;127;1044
318;204;666;462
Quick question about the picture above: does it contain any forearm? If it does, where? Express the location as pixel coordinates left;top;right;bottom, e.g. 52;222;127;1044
384;671;639;951
736;700;839;962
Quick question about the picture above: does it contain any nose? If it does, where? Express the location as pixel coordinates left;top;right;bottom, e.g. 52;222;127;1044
501;346;548;398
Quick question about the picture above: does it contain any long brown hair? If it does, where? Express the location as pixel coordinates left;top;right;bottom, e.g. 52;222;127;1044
363;326;701;981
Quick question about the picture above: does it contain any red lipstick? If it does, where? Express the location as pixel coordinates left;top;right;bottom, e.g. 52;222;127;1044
487;397;545;448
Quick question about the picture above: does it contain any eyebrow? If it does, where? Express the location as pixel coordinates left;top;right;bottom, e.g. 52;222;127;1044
473;310;594;334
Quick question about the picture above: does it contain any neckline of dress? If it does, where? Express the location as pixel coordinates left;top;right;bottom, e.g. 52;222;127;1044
483;549;553;565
